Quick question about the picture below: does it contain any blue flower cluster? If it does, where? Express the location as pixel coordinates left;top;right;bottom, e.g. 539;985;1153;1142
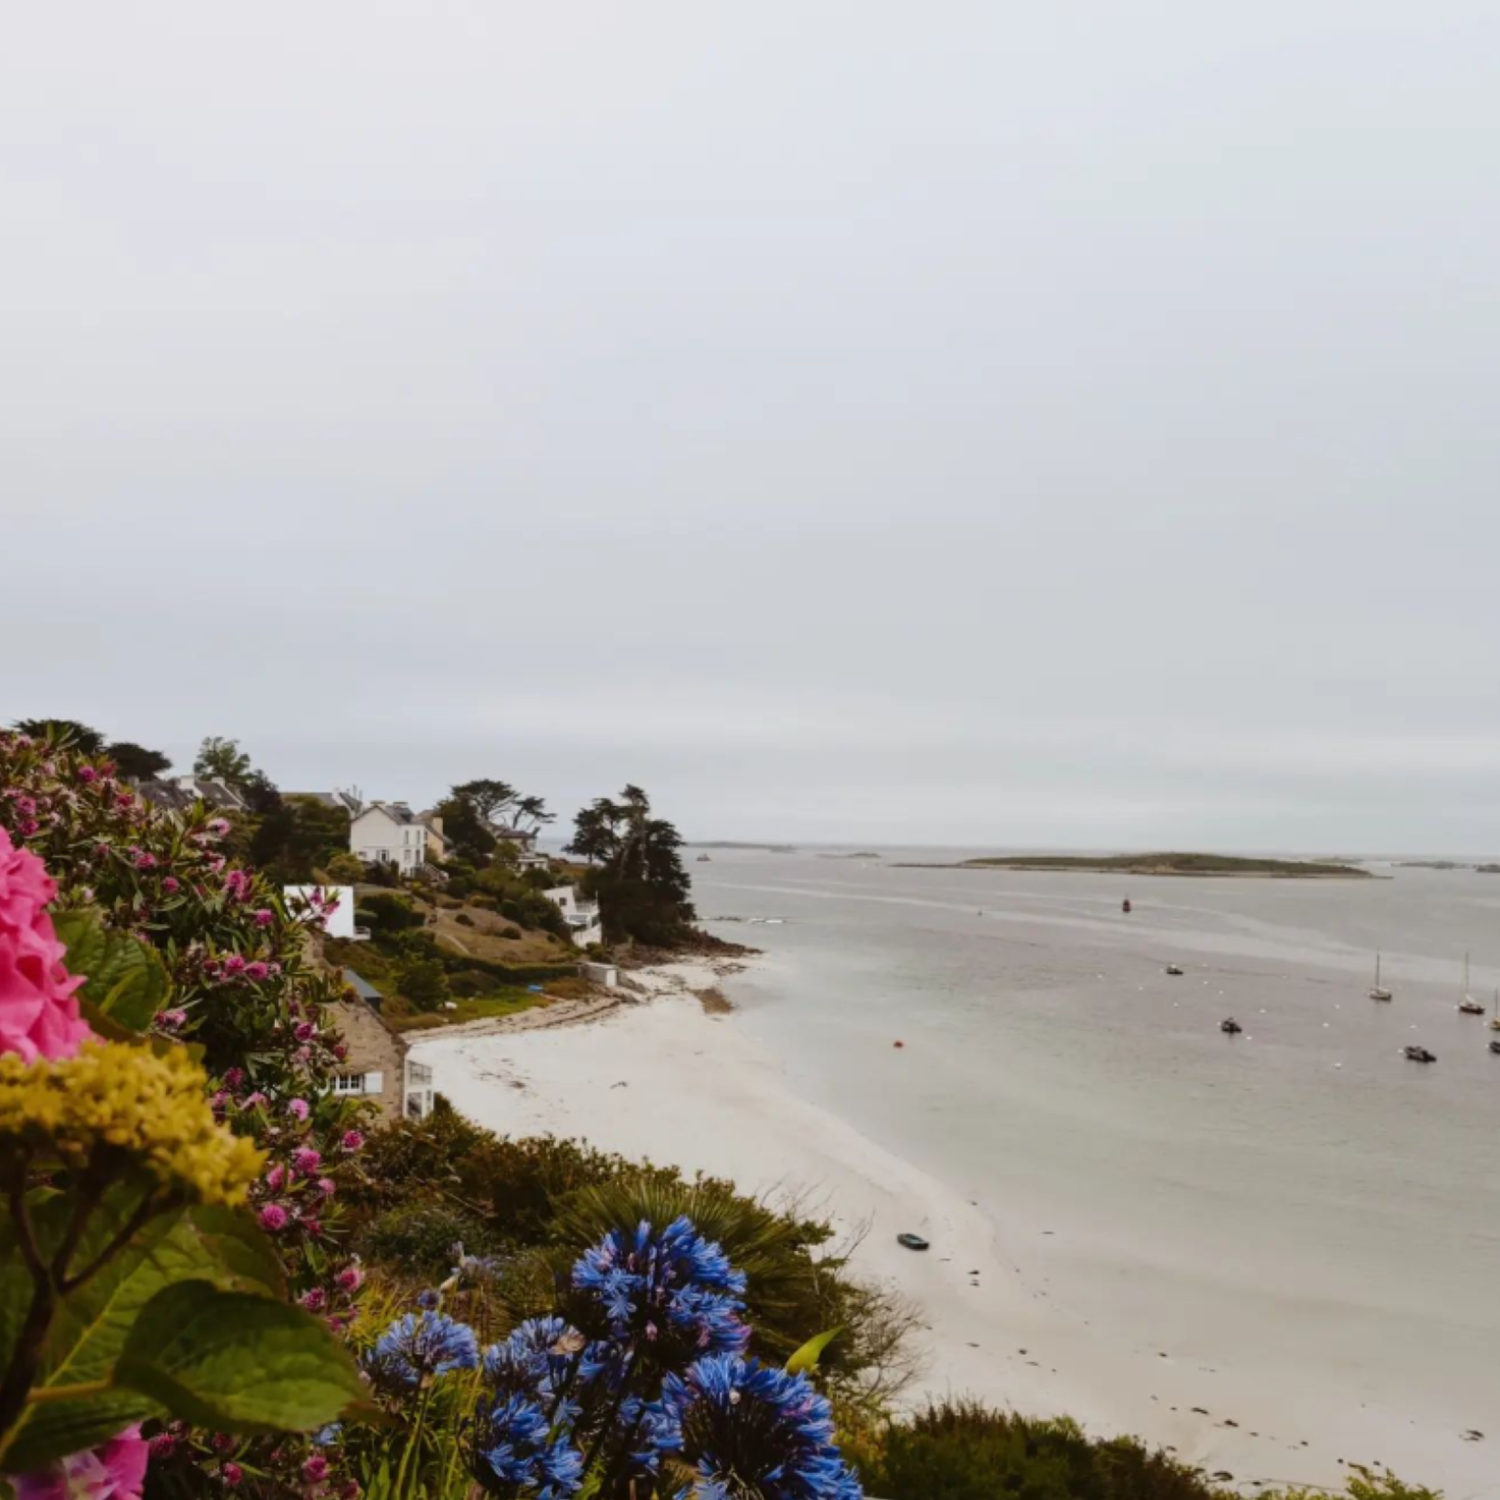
367;1310;481;1391
462;1218;861;1500
657;1354;863;1500
572;1215;749;1359
472;1392;584;1500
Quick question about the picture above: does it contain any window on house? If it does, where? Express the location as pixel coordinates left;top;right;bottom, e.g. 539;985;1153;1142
333;1073;366;1095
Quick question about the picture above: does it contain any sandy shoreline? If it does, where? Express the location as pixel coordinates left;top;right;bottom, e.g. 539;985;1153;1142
411;961;1495;1496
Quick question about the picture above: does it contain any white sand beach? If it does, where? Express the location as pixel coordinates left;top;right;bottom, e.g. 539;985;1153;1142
411;961;1495;1496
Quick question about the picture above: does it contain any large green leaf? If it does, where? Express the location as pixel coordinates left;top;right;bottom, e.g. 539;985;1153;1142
115;1282;364;1433
53;910;168;1032
0;1192;291;1470
785;1326;844;1375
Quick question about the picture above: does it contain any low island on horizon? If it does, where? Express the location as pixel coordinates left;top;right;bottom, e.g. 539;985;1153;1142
896;851;1374;878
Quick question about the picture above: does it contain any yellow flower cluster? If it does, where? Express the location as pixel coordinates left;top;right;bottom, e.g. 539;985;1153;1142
0;1041;264;1207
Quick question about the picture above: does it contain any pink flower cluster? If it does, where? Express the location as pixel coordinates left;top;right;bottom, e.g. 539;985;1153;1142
0;827;92;1062
13;1425;148;1500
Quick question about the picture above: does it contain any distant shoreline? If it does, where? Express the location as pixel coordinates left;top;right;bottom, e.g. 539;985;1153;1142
894;852;1372;879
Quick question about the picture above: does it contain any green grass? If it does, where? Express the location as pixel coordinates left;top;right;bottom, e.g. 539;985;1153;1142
383;988;546;1032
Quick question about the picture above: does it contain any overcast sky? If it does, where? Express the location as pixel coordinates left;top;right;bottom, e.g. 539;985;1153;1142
4;4;1499;851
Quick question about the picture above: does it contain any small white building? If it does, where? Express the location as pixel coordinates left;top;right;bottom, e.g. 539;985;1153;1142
349;802;427;877
545;885;603;948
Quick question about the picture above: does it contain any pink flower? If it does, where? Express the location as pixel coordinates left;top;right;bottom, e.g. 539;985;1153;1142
77;766;97;783
244;961;269;982
303;1456;329;1484
299;1286;328;1312
224;1066;245;1089
287;1098;310;1121
340;1130;364;1154
222;1463;243;1487
253;908;273;927
332;1042;347;1061
13;796;36;817
335;1263;363;1293
132;852;157;871
210;1090;230;1113
258;1203;289;1232
146;1433;175;1459
0;829;92;1062
292;1146;321;1176
265;1164;286;1192
156;1008;187;1031
161;876;179;894
221;954;246;976
207;818;230;837
17;818;39;838
239;1091;267;1111
13;1425;149;1500
115;793;134;810
207;854;226;874
294;1021;316;1042
317;1177;337;1197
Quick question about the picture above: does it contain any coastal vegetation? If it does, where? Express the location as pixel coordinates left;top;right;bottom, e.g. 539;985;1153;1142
568;786;697;946
0;723;1450;1500
912;852;1372;878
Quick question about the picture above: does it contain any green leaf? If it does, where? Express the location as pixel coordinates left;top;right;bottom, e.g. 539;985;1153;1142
115;1282;364;1434
53;909;168;1032
0;1194;291;1470
785;1326;844;1375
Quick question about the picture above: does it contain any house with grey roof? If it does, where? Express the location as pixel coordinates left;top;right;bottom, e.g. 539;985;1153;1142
349;800;427;876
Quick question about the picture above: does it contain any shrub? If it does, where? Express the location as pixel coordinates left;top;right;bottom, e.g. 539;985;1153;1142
324;851;365;883
445;874;472;898
454;911;475;927
394;952;449;1010
501;925;522;939
358;1202;499;1280
864;1403;1231;1500
359;891;420;933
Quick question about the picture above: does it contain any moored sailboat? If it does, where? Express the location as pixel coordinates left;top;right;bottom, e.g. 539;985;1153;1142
1369;951;1392;1001
1458;952;1485;1015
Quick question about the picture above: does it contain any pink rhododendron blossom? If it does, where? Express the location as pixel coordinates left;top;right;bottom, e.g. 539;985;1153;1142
294;1021;316;1042
265;1164;287;1192
292;1146;321;1176
258;1203;289;1232
0;828;92;1062
317;1176;337;1197
77;766;97;783
161;876;179;894
341;1129;364;1153
132;851;156;871
222;954;246;976
287;1097;309;1121
253;908;273;927
13;1425;148;1500
244;961;269;982
115;793;134;809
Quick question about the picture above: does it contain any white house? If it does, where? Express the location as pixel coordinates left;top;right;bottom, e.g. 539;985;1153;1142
349;802;427;876
545;885;603;948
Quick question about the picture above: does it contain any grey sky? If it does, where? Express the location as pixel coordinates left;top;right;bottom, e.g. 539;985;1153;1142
4;4;1499;851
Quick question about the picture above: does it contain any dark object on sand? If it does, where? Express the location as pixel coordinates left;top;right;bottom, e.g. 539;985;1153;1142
1122;898;1131;914
1220;1018;1242;1035
1404;1045;1437;1063
1488;1039;1500;1056
896;1233;930;1251
1165;964;1184;976
893;1040;905;1048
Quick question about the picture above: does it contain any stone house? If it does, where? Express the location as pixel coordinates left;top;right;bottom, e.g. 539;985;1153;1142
327;969;434;1122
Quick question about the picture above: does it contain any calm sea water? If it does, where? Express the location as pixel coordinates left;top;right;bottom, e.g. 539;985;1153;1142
691;850;1500;1433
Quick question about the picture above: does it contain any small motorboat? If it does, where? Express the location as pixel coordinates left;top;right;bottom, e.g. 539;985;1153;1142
1404;1045;1437;1063
1165;964;1184;977
1489;1039;1500;1056
896;1233;930;1251
1122;898;1132;914
1458;999;1485;1016
1220;1017;1242;1035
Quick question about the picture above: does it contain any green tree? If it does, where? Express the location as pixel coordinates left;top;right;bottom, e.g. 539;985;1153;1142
106;740;172;779
194;735;254;791
249;795;352;883
394;951;450;1010
566;786;695;945
452;777;517;826
12;718;106;752
511;793;555;832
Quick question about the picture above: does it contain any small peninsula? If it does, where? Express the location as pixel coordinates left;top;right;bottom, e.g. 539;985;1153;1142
897;851;1372;878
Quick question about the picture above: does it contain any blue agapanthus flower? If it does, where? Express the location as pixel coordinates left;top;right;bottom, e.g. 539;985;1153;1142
451;1241;502;1284
655;1354;864;1500
417;1288;442;1310
367;1310;481;1390
471;1391;584;1499
572;1217;749;1359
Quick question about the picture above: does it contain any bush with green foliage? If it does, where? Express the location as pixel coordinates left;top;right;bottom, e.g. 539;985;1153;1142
359;890;421;933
